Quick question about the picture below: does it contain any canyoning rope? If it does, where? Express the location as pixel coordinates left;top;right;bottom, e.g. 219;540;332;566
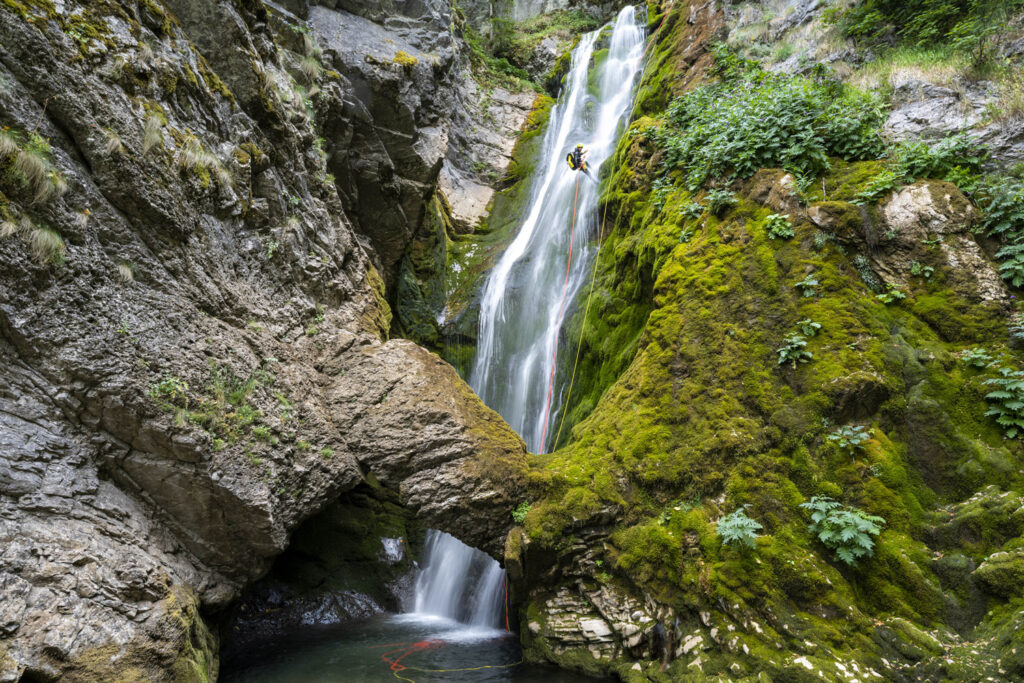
546;4;673;450
539;172;582;452
370;640;522;682
552;196;611;448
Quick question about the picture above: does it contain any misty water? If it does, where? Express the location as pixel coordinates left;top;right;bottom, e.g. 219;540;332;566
225;7;644;681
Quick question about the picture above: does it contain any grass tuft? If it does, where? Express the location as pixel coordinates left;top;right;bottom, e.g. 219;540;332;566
28;225;65;264
0;218;20;239
299;55;322;83
143;113;163;154
0;128;19;157
103;129;125;155
117;261;134;282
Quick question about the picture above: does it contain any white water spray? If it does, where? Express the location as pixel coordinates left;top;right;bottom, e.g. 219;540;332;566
469;7;645;453
413;530;505;629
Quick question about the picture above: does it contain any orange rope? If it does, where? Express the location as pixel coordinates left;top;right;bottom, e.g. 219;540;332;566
539;172;582;452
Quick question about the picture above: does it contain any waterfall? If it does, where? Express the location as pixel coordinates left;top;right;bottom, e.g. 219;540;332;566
469;7;645;453
413;530;505;628
410;8;644;632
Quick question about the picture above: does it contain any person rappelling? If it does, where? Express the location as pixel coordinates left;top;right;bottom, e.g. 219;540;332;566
566;143;593;179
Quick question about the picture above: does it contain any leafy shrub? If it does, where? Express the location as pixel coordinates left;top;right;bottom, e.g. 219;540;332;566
512;501;531;524
706;188;737;215
800;496;885;566
961;347;994;368
649;46;885;190
777;334;812;368
828;424;870;450
794;276;818;297
717;506;763;550
836;0;1021;62
765;213;794;239
856;134;984;204
984;367;1024;438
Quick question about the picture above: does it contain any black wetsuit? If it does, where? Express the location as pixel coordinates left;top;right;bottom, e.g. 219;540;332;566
566;148;591;177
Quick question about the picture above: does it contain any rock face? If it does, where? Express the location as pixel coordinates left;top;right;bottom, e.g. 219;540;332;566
0;1;528;680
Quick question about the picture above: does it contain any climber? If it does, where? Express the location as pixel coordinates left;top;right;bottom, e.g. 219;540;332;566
566;143;593;179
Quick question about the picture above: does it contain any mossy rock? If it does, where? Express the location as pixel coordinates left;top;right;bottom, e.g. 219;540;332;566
973;549;1024;597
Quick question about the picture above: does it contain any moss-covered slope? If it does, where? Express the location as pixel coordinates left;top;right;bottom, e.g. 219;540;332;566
510;1;1024;680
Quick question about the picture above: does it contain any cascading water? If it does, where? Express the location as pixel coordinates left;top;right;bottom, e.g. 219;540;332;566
470;6;645;453
412;530;504;628
410;3;644;641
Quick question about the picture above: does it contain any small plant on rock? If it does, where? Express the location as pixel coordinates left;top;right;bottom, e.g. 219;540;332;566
876;284;906;304
777;334;813;368
961;347;994;369
794;276;818;297
149;375;189;408
828;424;870;451
909;261;934;279
706;188;737;216
680;200;703;219
717;505;763;550
797;318;821;337
512;501;531;524
765;213;794;239
800;496;885;566
984;367;1024;438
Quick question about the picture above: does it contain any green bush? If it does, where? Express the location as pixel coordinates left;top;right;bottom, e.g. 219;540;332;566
836;0;1022;62
765;213;795;239
984;367;1024;438
800;496;885;566
716;506;763;550
648;46;885;190
856;133;984;204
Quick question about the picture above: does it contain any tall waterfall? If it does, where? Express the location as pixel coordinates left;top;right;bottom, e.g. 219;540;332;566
411;9;644;632
413;530;505;628
469;7;645;453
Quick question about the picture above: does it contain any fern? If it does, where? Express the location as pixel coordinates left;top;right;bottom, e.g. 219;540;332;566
717;506;763;550
800;496;885;566
995;240;1024;287
984;367;1024;438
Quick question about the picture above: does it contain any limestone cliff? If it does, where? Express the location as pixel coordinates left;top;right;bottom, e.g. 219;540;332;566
0;1;528;680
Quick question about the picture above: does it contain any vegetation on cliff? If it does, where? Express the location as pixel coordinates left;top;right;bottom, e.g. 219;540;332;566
511;1;1024;679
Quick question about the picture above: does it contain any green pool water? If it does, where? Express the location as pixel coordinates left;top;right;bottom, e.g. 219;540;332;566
221;613;601;682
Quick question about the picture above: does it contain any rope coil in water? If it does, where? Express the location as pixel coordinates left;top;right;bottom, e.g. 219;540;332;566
370;640;522;682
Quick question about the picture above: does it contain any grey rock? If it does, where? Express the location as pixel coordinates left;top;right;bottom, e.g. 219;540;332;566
0;1;528;679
